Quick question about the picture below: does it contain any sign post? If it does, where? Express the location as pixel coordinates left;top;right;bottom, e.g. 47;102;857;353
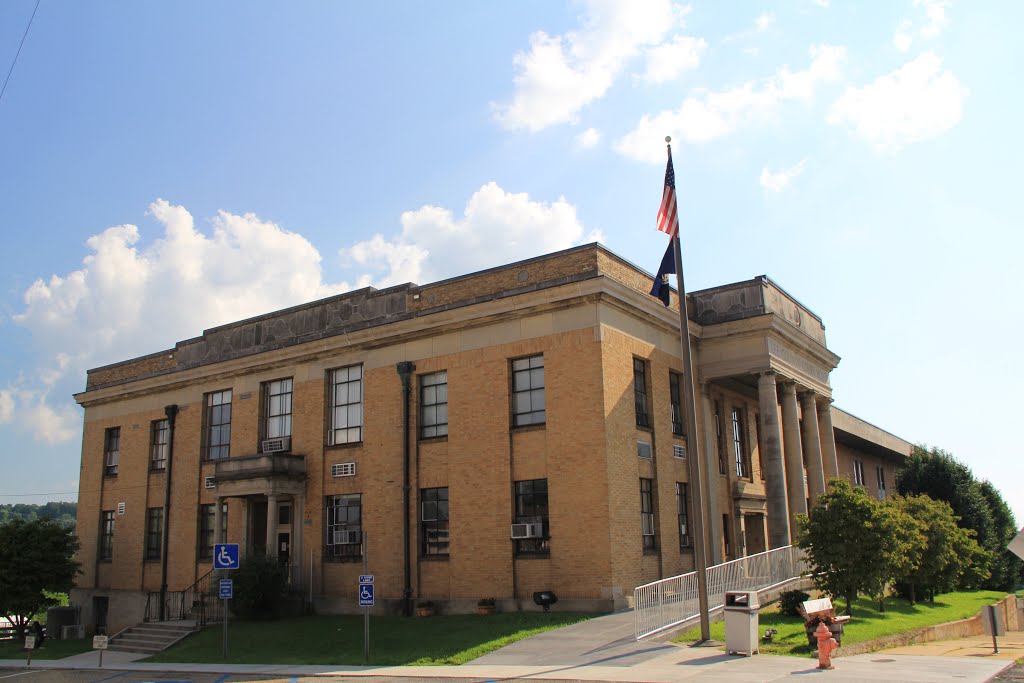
359;532;372;664
24;635;35;667
214;543;239;661
93;634;108;668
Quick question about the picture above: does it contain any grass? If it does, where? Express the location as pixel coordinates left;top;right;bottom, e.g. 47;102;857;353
0;637;94;660
146;612;593;665
674;589;1007;656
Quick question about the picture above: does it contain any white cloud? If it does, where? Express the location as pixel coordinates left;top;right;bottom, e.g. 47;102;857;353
759;158;808;192
0;387;78;444
641;35;706;83
893;20;914;52
0;389;12;422
893;0;951;51
493;0;677;131
340;182;600;287
617;44;847;162
575;127;602;148
812;0;830;7
756;13;775;32
828;52;967;151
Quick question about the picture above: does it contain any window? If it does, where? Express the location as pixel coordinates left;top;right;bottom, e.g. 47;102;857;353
421;487;449;556
150;420;168;471
714;400;726;475
853;459;865;486
145;508;163;561
99;510;115;560
263;378;293;439
420;372;448;438
511;355;545;426
755;414;765;480
876;466;886;499
676;482;690;549
634;358;650;428
325;494;362;560
329;365;363;445
640;478;657;551
204;390;232;460
731;408;749;478
669;371;684;436
514;479;549;555
722;514;731;558
103;427;120;476
198;503;227;560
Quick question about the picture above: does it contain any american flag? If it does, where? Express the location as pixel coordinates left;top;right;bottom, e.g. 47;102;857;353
656;147;678;238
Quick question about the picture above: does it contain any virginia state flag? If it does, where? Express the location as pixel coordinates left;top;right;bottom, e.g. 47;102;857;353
649;241;675;306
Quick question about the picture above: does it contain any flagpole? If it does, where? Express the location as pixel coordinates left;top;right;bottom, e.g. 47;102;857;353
666;137;712;643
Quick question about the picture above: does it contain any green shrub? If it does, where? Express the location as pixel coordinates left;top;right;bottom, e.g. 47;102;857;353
778;589;810;617
231;554;288;619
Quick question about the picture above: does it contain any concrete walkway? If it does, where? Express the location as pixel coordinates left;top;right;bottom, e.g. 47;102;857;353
0;610;1017;682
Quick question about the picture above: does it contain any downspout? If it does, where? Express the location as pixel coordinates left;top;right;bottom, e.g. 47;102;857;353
159;404;178;622
396;361;415;617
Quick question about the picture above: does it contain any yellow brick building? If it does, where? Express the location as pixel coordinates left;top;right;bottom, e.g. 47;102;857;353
71;244;909;633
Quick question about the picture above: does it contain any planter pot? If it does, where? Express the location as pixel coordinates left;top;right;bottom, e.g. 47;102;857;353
477;605;495;615
805;622;843;647
416;607;434;617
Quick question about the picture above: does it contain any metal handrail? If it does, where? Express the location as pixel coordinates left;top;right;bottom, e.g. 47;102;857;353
634;545;807;640
144;568;222;626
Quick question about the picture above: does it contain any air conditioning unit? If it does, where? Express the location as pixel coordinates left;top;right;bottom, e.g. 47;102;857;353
262;436;291;453
61;624;84;640
204;476;216;489
510;522;543;539
333;529;361;545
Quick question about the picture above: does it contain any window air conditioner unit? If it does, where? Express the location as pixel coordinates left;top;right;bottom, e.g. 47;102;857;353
333;529;361;545
204;476;216;489
510;522;543;539
262;436;291;453
61;624;85;640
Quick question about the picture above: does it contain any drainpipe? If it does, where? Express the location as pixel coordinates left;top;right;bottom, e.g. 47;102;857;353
396;361;415;617
159;404;178;622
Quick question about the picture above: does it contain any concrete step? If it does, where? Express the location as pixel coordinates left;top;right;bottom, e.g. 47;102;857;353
107;621;198;654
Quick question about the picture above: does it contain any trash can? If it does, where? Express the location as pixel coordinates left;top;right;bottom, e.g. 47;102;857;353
724;590;760;656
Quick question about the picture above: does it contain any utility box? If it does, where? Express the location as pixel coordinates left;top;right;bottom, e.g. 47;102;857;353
724;590;760;656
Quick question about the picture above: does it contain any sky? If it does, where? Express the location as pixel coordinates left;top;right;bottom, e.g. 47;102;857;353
0;1;1021;523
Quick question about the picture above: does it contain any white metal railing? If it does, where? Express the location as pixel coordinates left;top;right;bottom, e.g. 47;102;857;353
634;545;807;640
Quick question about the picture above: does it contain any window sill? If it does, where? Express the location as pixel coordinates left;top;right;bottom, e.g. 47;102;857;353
325;441;364;451
324;556;364;563
420;554;450;562
149;468;166;474
103;473;118;478
419;434;448;444
635;423;653;433
511;423;546;432
514;553;550;560
98;558;113;564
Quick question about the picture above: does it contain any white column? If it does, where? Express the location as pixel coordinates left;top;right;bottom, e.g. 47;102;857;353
757;372;790;548
800;391;826;505
817;397;840;480
779;382;807;534
700;383;723;564
267;494;279;558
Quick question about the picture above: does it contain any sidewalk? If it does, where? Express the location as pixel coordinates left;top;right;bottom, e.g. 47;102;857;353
0;609;1017;682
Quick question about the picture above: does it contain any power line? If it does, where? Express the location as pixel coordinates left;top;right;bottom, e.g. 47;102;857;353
0;491;78;498
0;0;42;105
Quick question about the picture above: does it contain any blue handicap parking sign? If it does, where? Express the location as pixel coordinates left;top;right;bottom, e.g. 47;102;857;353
359;582;374;607
214;543;240;569
219;578;233;599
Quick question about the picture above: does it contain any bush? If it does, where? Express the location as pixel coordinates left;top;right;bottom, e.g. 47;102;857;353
231;554;288;619
778;589;810;618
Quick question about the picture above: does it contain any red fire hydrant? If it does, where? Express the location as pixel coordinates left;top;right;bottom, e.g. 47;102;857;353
815;622;838;669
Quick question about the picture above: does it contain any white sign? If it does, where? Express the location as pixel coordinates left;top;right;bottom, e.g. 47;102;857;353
24;636;36;650
93;635;109;649
358;574;374;584
1008;526;1024;561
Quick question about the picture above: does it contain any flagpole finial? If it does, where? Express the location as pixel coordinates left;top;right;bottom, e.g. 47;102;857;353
665;136;671;144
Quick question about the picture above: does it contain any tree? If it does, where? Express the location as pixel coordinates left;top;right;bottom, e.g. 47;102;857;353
978;481;1024;591
888;494;986;602
0;518;81;637
797;478;892;615
896;446;997;588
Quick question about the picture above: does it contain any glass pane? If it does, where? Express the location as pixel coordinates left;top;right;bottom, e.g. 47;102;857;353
512;358;528;372
436;384;447;403
349;404;362;427
530;367;544;388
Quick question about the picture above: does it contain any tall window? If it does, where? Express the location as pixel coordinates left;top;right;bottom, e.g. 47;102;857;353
150;419;168;471
420;487;449;556
514;479;549;555
722;514;731;558
263;378;293;439
511;355;545;426
876;466;886;499
198;503;227;560
325;494;362;560
731;407;749;478
853;459;865;486
205;390;232;460
669;371;684;436
420;372;448;438
714;400;726;475
99;510;115;560
145;508;163;561
676;482;690;549
329;365;363;445
633;358;650;428
103;427;120;476
640;478;657;551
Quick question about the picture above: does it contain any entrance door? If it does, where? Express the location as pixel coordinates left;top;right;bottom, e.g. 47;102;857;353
92;596;108;635
744;514;767;556
251;501;268;555
277;532;290;565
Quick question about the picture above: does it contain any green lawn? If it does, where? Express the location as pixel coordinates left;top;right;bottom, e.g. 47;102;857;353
146;612;592;665
674;590;1007;656
0;637;94;660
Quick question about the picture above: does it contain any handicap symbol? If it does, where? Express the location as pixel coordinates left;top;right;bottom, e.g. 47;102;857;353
360;586;372;600
218;546;232;566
